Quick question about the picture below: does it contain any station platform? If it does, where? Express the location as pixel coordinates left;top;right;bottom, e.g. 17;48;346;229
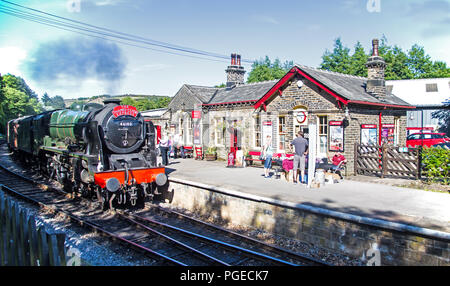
166;158;450;233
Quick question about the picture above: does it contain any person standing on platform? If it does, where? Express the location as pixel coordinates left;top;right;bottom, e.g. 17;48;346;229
290;131;309;184
173;133;180;159
159;135;169;166
262;135;274;178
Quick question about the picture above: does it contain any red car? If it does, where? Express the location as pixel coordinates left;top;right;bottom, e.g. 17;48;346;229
406;133;450;148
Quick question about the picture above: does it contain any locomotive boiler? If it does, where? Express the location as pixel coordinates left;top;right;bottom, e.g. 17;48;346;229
7;99;171;209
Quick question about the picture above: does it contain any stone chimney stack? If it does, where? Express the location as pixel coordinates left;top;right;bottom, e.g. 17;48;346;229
226;53;246;88
366;39;387;100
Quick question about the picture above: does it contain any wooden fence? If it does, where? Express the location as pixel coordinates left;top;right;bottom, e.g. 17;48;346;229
354;143;422;179
0;187;68;266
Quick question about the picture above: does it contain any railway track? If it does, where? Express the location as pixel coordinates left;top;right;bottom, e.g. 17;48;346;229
130;206;330;266
0;155;329;266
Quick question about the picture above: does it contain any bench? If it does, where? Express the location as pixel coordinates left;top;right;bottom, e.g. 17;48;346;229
182;146;193;158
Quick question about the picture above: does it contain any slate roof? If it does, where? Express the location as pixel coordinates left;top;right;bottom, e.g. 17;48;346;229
181;64;412;108
296;64;411;107
185;80;278;105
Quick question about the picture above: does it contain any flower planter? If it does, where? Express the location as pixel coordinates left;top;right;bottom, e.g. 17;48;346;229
205;154;217;161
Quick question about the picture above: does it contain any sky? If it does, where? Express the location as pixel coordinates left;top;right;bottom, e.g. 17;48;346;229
0;0;449;99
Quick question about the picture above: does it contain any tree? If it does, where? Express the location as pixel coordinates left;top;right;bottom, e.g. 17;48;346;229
406;44;434;79
42;92;51;106
2;87;41;119
247;56;293;83
2;74;38;99
50;95;66;109
432;99;450;136
320;37;450;80
349;41;369;77
0;74;43;132
0;74;6;132
320;38;352;74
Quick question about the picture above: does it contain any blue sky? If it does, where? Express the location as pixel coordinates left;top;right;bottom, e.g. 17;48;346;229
0;0;449;99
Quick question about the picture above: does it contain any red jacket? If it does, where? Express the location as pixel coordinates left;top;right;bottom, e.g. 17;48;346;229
332;154;346;166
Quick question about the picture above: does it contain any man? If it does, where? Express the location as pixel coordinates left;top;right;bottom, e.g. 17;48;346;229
173;133;180;159
290;131;309;184
159;135;169;166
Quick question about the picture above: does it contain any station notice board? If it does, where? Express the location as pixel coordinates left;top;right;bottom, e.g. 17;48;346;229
361;124;378;145
329;121;344;152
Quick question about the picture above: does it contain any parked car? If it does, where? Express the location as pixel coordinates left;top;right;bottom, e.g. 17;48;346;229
432;142;450;149
406;133;450;148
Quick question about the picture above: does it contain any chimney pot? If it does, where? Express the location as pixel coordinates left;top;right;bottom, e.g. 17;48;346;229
226;53;246;88
372;39;379;57
366;39;386;100
231;53;237;65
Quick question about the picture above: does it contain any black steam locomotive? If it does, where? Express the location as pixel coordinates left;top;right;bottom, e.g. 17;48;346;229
7;99;171;209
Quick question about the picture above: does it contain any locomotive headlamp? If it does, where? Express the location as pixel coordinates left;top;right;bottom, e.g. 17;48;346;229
155;173;168;187
106;178;121;193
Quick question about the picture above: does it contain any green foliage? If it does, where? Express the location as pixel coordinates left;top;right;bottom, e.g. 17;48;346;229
205;146;217;155
247;56;293;83
120;96;171;111
42;94;65;109
349;41;369;77
0;74;43;133
432;99;450;136
2;74;38;99
70;101;87;110
421;147;450;185
320;37;450;80
320;38;352;75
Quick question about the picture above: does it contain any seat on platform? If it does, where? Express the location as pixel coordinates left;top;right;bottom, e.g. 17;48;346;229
194;146;203;160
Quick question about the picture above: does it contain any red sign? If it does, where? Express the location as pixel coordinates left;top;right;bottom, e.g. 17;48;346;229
361;124;377;129
329;121;343;126
112;105;138;118
382;124;395;128
192;110;201;119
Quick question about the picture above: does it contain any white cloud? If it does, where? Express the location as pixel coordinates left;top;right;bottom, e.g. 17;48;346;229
0;46;27;76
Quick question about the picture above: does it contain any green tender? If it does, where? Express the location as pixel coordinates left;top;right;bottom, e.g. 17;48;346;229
49;110;89;140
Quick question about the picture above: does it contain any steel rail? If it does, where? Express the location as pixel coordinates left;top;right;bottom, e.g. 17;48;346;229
117;212;230;266
124;211;301;266
0;164;186;266
153;206;331;266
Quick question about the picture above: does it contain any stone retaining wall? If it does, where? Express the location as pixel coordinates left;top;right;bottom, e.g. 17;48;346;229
168;178;449;266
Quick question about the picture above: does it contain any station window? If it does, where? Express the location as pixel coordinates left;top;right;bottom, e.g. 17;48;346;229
215;117;226;146
254;115;261;148
426;83;438;92
279;116;287;151
187;116;193;145
318;116;328;156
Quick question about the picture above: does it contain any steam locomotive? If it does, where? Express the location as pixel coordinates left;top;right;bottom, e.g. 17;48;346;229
6;99;171;209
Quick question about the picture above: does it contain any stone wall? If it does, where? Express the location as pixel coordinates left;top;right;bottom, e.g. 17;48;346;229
168;178;450;266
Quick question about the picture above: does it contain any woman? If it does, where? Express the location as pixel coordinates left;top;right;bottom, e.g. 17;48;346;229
262;135;273;178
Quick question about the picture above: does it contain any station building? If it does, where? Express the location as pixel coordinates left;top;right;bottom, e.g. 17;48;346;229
385;78;450;136
149;40;414;175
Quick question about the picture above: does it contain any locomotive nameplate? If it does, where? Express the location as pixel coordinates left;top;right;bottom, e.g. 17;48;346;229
112;105;139;118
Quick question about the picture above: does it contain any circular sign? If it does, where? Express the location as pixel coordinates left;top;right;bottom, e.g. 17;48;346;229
296;111;307;124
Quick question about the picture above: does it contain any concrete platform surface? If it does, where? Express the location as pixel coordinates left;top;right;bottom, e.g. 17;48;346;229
166;158;450;233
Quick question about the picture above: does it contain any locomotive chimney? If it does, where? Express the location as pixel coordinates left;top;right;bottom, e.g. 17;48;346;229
103;98;121;106
225;53;245;88
366;39;387;100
